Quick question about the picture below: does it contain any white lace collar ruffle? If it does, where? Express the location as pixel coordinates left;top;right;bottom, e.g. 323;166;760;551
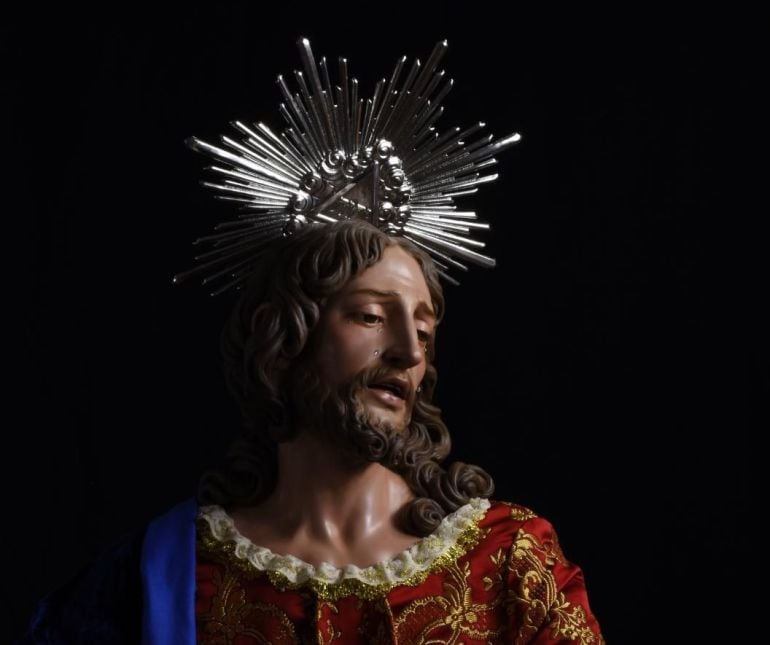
197;497;491;591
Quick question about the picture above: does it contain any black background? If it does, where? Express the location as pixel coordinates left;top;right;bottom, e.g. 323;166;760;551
6;4;760;643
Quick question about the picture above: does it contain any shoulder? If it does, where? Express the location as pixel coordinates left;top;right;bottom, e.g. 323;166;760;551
480;499;605;643
483;499;540;524
478;499;544;539
480;498;578;568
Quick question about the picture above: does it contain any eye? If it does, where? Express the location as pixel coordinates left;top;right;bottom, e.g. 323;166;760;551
417;329;433;351
355;312;384;325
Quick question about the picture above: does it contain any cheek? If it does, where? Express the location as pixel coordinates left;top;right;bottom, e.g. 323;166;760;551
317;325;378;380
415;362;428;386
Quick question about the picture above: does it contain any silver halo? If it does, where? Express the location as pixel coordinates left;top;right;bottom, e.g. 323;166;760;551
174;37;521;296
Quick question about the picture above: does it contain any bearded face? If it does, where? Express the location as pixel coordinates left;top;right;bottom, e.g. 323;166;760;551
205;223;492;534
284;361;419;469
282;245;437;468
311;246;434;425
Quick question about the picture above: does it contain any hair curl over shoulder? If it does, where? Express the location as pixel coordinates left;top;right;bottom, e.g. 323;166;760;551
198;219;494;536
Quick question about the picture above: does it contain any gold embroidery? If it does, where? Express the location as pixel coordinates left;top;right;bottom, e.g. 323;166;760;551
197;501;490;602
505;528;599;645
548;528;568;564
482;546;507;593
197;555;300;643
392;551;504;644
316;600;342;643
503;502;538;522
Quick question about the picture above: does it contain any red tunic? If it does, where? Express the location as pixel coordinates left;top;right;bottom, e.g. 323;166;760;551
195;499;604;644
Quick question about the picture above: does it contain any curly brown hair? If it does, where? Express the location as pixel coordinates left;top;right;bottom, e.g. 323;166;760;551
197;219;494;536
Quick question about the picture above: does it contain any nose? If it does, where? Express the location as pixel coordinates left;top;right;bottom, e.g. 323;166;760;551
380;316;425;369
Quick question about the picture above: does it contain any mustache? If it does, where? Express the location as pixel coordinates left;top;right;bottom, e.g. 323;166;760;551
346;365;416;404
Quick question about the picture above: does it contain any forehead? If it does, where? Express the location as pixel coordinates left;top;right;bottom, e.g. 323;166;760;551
341;245;432;305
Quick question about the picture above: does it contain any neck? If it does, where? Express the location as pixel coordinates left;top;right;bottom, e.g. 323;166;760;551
256;430;417;547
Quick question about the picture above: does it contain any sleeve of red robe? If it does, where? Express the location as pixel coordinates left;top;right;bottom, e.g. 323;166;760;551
503;516;604;644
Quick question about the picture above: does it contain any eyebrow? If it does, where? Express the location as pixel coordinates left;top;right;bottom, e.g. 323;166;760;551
347;288;436;320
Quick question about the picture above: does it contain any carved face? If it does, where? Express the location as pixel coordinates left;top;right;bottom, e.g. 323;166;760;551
312;245;436;430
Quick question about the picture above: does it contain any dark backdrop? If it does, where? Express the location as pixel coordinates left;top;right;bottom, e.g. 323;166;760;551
6;5;759;643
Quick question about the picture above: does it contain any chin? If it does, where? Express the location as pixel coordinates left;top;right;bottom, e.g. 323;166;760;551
364;406;409;433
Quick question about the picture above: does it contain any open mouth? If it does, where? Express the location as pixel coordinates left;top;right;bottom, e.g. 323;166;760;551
367;380;408;400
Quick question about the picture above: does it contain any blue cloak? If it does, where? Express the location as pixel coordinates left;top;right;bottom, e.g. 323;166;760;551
19;498;199;644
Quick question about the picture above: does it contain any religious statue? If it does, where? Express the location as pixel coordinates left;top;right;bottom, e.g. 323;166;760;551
22;37;604;644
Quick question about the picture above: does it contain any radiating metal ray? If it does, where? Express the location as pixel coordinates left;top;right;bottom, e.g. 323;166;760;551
298;38;338;150
257;122;313;172
411;40;448;99
231;121;303;175
408;121;480;169
200;254;260;287
339;57;351;151
373;55;406;140
380;56;421;136
404;235;469;271
410;107;445;150
276;76;323;160
219;136;300;184
436;269;461;286
173;225;283;284
194;218;288;245
200;180;288;204
407;222;486;248
180;38;519;294
410;216;471;233
319;58;344;150
292;72;329;153
360;97;375;153
193;226;283;262
213;213;287;230
350;79;359;150
241;137;303;181
403;226;496;268
208;166;295;197
411;215;489;230
362;78;385;147
422;187;480;200
409;78;453;140
279;107;318;162
412;159;497;192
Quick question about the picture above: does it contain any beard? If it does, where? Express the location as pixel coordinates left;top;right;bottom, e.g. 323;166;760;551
284;361;417;469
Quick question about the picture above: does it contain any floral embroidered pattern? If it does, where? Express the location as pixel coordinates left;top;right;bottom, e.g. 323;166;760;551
501;501;538;523
392;541;506;644
504;526;601;644
196;556;301;643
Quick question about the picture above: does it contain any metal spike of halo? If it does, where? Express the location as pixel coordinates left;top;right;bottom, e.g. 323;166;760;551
174;37;521;296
